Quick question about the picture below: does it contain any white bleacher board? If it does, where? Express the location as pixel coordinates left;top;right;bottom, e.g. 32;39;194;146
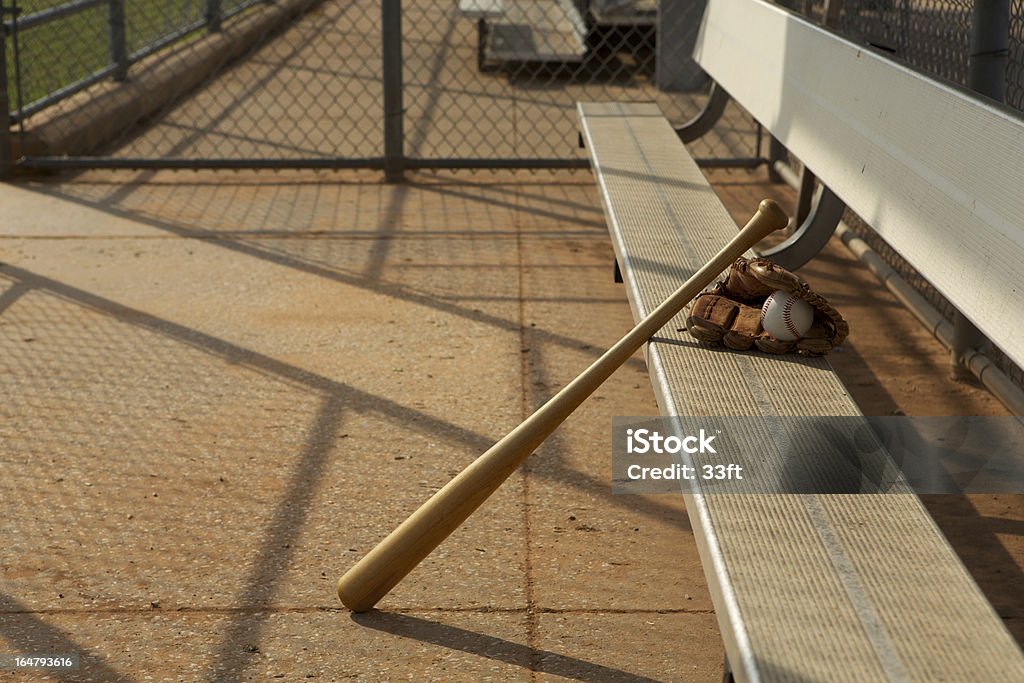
486;0;586;61
458;0;504;18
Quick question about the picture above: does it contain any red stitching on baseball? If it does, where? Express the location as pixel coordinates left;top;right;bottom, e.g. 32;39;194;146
783;300;800;339
763;293;802;340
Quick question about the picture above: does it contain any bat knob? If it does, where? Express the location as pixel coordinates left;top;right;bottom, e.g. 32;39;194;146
757;199;789;231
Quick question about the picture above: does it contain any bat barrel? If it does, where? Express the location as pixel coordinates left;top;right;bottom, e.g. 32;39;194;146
338;199;788;613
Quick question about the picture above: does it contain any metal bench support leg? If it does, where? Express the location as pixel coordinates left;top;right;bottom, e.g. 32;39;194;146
757;183;846;270
676;81;730;143
795;164;816;225
767;135;787;182
722;654;735;683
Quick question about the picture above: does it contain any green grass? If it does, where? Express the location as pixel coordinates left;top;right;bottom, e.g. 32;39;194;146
5;0;253;115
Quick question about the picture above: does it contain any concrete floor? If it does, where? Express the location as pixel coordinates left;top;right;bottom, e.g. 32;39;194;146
2;166;1021;682
1;169;719;681
1;0;1021;678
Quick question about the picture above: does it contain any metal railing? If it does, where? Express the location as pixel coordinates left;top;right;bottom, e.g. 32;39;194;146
2;0;754;174
3;0;266;124
2;0;1023;178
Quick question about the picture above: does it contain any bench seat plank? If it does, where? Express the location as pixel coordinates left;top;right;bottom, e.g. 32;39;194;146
458;0;505;18
694;0;1024;370
579;101;1024;682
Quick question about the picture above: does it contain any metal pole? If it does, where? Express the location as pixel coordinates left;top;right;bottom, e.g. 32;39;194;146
767;136;786;183
952;0;1010;378
782;0;844;225
968;0;1009;101
896;0;909;59
794;164;816;226
382;0;404;182
1;12;13;179
822;0;843;28
108;0;128;81
206;0;222;32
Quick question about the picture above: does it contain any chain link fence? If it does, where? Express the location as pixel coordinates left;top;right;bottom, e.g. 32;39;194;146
2;1;1023;170
840;0;1024;391
846;0;1024;111
5;0;265;120
2;0;763;171
784;0;1024;108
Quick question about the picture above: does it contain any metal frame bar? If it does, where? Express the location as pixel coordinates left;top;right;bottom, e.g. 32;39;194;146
221;0;269;22
18;157;388;170
16;156;592;170
0;5;12;178
695;157;762;169
675;80;730;143
108;0;128;81
10;0;103;30
206;0;223;32
16;155;763;171
952;0;1012;377
761;159;846;269
382;0;404;182
7;0;266;124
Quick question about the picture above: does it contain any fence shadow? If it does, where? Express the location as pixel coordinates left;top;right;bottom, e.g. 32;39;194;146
351;611;663;682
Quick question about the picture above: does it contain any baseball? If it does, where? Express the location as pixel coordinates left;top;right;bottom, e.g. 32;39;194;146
760;290;814;341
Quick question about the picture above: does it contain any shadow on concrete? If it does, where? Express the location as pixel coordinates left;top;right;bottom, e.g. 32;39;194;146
0;261;694;681
0;593;135;683
919;494;1024;644
24;182;646;379
352;611;662;682
0;264;480;683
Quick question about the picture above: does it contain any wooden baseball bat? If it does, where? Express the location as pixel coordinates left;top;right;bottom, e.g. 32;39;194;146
338;199;788;612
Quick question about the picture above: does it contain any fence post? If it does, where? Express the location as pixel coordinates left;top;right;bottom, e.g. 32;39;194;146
951;0;1010;378
968;0;1009;101
206;0;222;33
108;0;128;81
382;0;404;182
1;11;12;179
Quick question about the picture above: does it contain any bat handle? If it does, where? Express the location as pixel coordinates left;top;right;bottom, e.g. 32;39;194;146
337;199;788;613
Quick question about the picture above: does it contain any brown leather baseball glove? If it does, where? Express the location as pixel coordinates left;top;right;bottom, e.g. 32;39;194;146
686;257;848;355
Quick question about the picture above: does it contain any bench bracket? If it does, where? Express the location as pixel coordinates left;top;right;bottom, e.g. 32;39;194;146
757;182;845;270
675;81;730;143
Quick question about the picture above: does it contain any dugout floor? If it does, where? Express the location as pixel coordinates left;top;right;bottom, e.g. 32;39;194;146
0;167;1021;681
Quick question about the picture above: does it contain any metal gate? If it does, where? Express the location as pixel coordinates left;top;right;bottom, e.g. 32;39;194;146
2;0;758;175
2;0;1023;175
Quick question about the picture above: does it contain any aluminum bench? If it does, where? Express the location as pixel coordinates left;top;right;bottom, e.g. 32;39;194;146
578;1;1024;679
